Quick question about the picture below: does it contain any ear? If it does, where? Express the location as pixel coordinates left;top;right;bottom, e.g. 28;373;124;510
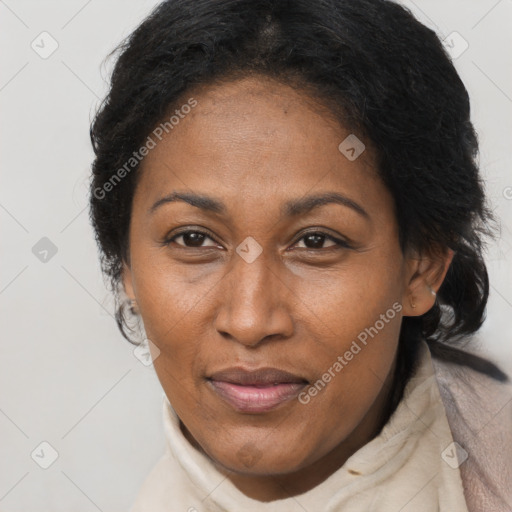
401;246;454;317
121;261;136;301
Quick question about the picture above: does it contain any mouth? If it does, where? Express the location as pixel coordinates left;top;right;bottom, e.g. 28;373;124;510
206;367;309;413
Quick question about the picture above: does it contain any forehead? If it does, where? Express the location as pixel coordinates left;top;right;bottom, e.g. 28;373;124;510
134;75;384;216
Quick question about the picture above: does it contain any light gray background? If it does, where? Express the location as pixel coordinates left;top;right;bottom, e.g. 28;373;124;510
1;0;511;510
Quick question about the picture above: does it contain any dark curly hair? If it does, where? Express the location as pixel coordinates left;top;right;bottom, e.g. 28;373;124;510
89;0;508;419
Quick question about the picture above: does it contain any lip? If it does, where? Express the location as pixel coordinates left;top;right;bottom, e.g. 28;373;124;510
207;367;308;413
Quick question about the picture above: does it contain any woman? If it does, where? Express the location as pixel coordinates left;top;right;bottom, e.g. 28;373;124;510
89;0;512;510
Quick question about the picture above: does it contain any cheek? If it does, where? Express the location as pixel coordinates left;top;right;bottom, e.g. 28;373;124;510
131;256;230;419
133;252;216;339
290;254;403;342
291;311;401;466
289;265;403;426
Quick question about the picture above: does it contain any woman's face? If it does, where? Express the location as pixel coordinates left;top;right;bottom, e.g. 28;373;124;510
123;75;434;489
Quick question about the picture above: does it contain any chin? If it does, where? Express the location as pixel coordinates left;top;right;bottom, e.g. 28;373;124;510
203;437;310;476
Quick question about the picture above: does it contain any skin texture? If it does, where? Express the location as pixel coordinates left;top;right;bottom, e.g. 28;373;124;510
122;75;453;501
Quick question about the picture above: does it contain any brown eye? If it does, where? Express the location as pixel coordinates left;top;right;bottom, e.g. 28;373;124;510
293;231;351;251
166;230;219;248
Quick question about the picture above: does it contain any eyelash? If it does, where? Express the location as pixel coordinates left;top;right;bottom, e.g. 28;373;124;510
164;228;352;252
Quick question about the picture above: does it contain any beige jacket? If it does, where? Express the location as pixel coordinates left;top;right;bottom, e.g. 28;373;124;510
130;341;512;511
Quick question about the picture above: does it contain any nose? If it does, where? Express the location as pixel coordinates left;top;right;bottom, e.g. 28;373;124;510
213;248;294;347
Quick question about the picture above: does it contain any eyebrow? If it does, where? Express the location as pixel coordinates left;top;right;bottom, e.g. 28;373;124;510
149;191;370;220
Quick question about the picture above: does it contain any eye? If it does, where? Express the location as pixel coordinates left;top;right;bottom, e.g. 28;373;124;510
165;229;220;248
292;231;351;251
164;228;352;251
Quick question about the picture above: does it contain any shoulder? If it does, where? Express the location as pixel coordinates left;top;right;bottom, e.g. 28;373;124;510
431;351;512;512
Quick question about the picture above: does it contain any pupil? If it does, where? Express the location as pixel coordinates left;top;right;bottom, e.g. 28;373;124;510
306;234;323;249
184;232;205;247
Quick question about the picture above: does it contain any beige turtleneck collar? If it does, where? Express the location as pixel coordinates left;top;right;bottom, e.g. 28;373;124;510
130;339;471;511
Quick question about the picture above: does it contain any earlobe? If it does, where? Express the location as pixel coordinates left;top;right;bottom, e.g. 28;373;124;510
402;248;454;317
